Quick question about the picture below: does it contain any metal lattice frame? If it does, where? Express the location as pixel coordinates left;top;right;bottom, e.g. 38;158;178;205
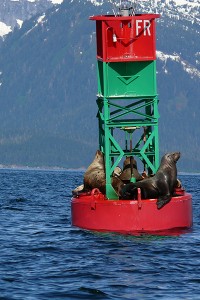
97;95;159;199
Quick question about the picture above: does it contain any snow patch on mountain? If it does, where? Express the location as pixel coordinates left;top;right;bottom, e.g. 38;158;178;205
23;13;46;37
157;50;200;78
17;19;23;28
50;0;63;4
10;0;64;4
0;22;12;38
37;14;46;24
16;0;63;2
87;0;104;6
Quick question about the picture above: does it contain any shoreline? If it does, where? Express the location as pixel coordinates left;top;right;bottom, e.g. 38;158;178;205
0;165;86;172
0;164;199;175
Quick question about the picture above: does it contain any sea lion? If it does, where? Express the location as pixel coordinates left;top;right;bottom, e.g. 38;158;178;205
72;150;105;196
72;150;124;197
83;150;106;194
119;156;143;183
121;152;181;209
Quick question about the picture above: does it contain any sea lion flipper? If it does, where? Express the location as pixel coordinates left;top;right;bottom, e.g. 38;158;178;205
156;195;171;209
72;184;85;196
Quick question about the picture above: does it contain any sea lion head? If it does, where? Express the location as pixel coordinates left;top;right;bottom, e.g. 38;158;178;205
162;152;181;165
123;156;137;168
91;150;105;169
83;150;105;193
95;150;104;160
84;150;105;176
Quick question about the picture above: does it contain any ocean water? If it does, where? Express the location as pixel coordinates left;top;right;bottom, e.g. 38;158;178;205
0;169;199;300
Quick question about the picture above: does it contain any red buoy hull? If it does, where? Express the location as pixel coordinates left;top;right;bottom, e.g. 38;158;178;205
71;189;192;234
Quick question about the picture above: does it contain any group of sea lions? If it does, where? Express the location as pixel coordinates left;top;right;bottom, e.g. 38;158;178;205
72;150;181;209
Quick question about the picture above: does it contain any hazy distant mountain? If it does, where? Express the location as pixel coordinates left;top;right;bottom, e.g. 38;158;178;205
0;0;199;171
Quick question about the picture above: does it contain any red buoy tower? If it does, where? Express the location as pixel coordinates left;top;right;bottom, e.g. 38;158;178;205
71;1;192;234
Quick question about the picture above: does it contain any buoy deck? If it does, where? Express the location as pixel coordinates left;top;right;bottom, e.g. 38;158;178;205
71;188;192;234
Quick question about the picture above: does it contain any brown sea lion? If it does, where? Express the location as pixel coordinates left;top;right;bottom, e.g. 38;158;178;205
121;152;181;209
83;150;106;194
72;150;105;196
72;150;124;197
119;156;143;183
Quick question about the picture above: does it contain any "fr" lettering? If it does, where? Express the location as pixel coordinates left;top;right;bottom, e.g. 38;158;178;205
136;20;151;36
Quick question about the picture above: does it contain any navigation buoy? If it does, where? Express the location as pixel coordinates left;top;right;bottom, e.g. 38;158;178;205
71;1;193;234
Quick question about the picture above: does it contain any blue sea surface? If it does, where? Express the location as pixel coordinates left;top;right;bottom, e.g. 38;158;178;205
0;169;199;300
